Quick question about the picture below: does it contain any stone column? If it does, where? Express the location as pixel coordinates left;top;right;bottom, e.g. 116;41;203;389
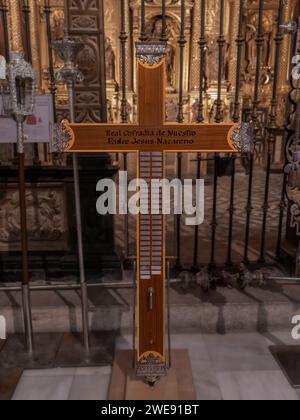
274;0;296;127
130;0;139;89
228;0;241;91
29;0;41;88
189;0;200;91
278;0;295;91
183;2;192;95
8;0;22;51
124;0;132;90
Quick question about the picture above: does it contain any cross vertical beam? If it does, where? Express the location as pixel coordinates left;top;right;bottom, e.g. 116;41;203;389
136;45;167;377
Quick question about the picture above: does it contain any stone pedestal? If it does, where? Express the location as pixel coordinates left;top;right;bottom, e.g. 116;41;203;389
108;350;196;400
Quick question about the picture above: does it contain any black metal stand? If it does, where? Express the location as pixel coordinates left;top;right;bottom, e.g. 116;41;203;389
0;333;62;369
55;331;116;367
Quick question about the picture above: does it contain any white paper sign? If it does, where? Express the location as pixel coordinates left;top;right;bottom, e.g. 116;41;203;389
0;95;54;144
0;315;6;340
0;56;6;80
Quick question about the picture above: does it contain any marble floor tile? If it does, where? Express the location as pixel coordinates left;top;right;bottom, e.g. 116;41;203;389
203;333;279;371
74;366;111;376
116;334;132;350
153;334;222;400
12;374;74;400
216;370;299;401
260;330;300;347
192;363;223;401
22;368;76;377
171;334;223;399
171;334;212;364
10;332;300;400
68;372;111;400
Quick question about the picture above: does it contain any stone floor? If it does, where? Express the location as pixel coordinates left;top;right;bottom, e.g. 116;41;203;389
10;330;300;400
1;266;300;334
1;163;296;400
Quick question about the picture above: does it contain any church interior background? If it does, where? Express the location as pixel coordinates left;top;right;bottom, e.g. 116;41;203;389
0;0;300;400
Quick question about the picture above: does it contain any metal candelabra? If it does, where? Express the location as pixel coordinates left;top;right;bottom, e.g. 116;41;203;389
0;51;36;354
52;31;90;355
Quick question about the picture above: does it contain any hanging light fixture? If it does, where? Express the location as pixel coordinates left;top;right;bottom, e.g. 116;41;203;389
0;50;36;354
7;51;35;118
1;52;35;118
1;51;36;152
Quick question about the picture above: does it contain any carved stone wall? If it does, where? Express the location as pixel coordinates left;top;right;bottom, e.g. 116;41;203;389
0;183;68;251
65;0;107;122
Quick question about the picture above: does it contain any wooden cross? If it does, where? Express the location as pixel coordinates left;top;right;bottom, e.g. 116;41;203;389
59;42;250;381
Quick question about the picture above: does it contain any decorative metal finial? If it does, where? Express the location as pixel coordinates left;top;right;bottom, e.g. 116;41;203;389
6;51;36;119
230;123;254;154
1;51;36;153
280;20;298;34
51;119;74;153
52;30;84;83
136;42;167;66
51;31;84;152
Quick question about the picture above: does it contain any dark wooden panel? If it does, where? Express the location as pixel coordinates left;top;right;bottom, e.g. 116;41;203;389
137;152;165;361
109;350;196;400
138;61;166;126
0;368;23;400
66;122;236;153
66;0;106;123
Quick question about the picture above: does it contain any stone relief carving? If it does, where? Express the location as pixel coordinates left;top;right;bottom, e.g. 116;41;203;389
0;184;68;251
165;95;188;122
245;24;257;75
76;41;98;84
205;0;220;34
165;43;175;88
205;35;229;85
66;0;107;122
191;98;199;123
166;97;178;122
51;9;65;40
244;11;273;86
202;0;230;87
148;16;178;90
105;37;116;82
107;98;114;122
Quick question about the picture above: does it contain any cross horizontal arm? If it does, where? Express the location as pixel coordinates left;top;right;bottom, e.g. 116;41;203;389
62;121;239;153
